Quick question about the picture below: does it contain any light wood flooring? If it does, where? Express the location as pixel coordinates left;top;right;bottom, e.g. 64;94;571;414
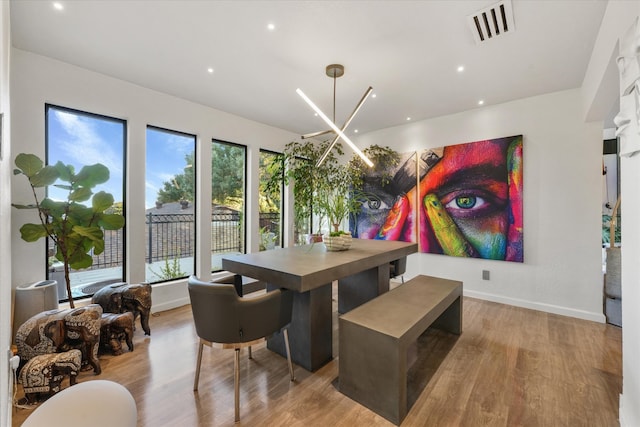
12;287;622;427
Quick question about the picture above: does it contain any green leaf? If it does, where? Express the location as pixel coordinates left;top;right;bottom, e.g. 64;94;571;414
69;187;92;202
11;203;37;209
19;223;48;242
92;239;105;256
40;198;67;218
30;165;60;187
68;252;94;270
67;203;94;224
55;161;73;182
53;184;73;191
75;164;109;188
73;225;103;242
14;153;43;178
98;213;125;230
92;191;114;212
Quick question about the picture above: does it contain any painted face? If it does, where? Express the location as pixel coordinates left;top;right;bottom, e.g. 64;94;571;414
370;136;523;262
419;139;511;259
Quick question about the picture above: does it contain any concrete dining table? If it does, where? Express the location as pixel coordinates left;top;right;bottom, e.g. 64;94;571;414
222;238;418;371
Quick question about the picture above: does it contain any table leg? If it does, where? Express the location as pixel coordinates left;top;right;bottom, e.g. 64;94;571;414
266;282;333;372
338;264;390;314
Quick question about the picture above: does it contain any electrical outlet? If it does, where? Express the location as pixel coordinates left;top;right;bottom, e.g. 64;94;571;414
482;270;490;280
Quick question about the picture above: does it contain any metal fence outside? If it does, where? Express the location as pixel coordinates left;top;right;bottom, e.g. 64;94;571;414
49;212;283;270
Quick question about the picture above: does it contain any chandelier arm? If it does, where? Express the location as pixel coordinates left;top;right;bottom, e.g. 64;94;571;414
296;88;373;168
316;86;373;167
302;129;334;139
333;73;336;123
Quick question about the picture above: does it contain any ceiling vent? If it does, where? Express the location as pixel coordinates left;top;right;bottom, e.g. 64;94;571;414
467;0;515;44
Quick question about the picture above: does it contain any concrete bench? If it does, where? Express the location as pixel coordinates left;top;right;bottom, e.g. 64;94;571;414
338;275;462;425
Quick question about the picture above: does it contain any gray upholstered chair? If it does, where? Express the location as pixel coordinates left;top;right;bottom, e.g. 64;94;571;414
187;275;295;422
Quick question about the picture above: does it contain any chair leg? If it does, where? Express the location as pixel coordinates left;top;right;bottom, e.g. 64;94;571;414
248;345;252;359
194;341;204;391
234;348;240;422
283;328;295;381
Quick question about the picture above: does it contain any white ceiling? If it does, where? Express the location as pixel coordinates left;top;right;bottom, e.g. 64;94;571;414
9;0;609;136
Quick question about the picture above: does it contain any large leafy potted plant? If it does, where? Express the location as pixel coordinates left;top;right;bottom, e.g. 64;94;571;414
264;139;345;243
12;153;125;308
322;145;400;250
265;140;399;248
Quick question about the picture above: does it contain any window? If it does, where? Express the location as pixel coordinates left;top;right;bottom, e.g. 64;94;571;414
211;140;246;270
145;126;196;283
45;104;126;302
259;150;283;250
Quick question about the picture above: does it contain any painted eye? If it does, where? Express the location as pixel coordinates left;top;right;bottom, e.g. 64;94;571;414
361;197;389;211
445;195;486;210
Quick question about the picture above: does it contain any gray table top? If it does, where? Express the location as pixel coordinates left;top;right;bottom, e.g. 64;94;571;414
222;239;418;292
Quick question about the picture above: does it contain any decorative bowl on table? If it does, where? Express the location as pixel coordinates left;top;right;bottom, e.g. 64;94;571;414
323;232;352;251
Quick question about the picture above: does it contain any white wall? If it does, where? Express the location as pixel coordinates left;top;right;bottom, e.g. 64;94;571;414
620;142;640;427
359;89;605;322
618;5;640;426
584;2;640;425
0;1;12;425
10;49;298;313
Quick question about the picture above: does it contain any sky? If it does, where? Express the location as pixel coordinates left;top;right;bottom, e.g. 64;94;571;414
145;127;195;209
48;107;125;202
47;107;194;209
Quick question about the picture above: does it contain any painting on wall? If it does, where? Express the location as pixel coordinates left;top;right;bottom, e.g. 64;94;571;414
352;134;523;263
351;150;421;242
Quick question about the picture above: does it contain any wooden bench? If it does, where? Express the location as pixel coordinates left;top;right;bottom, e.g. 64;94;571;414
338;275;462;425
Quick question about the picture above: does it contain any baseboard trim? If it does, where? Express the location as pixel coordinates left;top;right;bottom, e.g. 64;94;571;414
464;289;606;323
151;296;190;313
619;391;639;427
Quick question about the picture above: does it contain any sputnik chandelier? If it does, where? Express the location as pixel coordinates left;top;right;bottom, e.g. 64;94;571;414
296;64;374;167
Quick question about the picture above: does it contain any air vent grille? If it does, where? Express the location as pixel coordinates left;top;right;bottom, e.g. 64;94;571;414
467;0;514;44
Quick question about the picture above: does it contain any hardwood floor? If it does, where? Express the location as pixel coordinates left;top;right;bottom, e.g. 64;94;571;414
12;290;622;427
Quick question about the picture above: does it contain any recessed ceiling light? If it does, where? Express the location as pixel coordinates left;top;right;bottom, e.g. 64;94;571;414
457;65;465;72
52;2;64;10
406;117;411;121
372;93;377;98
207;68;214;74
267;23;276;31
354;129;359;133
478;100;484;105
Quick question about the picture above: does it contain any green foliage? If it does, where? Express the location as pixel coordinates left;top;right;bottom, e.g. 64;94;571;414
158;145;245;207
157;152;195;203
259;152;282;213
211;144;244;204
265;140;345;234
149;256;186;281
12;153;125;307
346;144;401;191
258;226;277;251
264;140;400;235
602;214;621;244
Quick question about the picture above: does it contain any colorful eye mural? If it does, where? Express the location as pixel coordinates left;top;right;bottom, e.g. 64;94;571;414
351;135;523;263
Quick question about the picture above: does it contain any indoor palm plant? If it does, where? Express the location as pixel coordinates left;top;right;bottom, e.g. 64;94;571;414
12;153;125;307
265;139;345;242
265;140;399;249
